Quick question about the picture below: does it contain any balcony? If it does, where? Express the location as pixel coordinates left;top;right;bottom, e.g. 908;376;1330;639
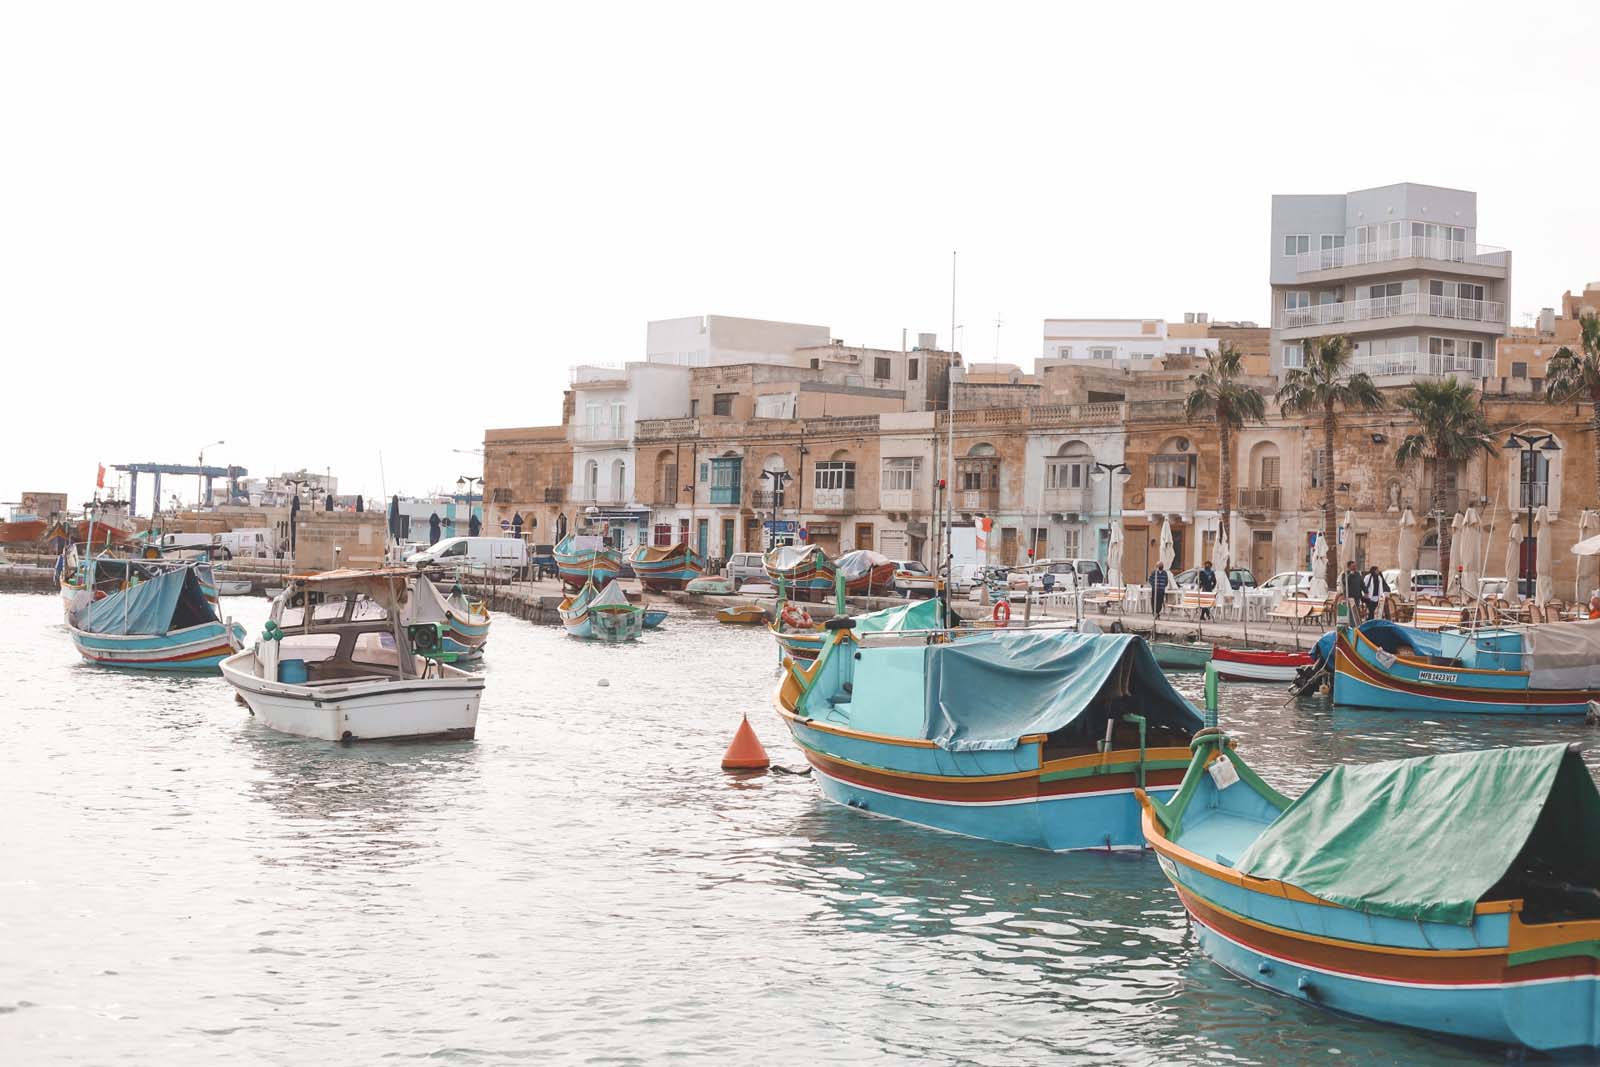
544;486;565;504
880;487;923;511
1042;487;1095;516
1295;238;1509;277
1145;486;1197;515
1348;352;1487;380
567;485;629;507
1274;293;1505;333
813;487;857;513
571;423;630;444
751;489;790;511
1238;486;1281;512
709;485;740;506
958;489;999;513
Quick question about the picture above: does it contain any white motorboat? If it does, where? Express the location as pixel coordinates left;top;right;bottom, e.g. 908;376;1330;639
221;567;483;742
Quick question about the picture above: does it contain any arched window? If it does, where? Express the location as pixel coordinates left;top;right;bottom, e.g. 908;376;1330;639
610;458;626;502
1048;440;1093;492
583;459;599;500
655;450;677;503
957;442;1001;500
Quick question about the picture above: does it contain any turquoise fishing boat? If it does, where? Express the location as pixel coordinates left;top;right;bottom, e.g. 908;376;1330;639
589;581;643;643
64;557;245;670
627;542;704;591
1141;735;1600;1051
776;606;1202;850
1333;620;1600;715
559;580;598;639
554;534;622;592
763;544;836;603
405;577;490;660
1151;640;1212;671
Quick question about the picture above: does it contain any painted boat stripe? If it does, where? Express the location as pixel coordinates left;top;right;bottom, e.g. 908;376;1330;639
810;760;1172;808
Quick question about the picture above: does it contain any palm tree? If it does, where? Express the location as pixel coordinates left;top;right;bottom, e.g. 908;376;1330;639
1277;334;1385;589
1546;312;1600;501
1183;341;1266;558
1394;377;1494;586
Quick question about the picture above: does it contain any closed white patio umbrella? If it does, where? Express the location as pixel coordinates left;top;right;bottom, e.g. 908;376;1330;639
1536;505;1554;611
1106;521;1124;589
1502;518;1522;607
1577;511;1596;603
1158;517;1175;573
1309;532;1329;599
1460;507;1482;600
1447;512;1466;598
1396;508;1417;598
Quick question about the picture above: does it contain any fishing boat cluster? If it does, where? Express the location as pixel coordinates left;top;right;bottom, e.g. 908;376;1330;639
53;528;1600;1054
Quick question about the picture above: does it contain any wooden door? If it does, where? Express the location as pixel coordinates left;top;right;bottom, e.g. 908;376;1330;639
855;523;874;551
1001;527;1019;566
1252;531;1274;579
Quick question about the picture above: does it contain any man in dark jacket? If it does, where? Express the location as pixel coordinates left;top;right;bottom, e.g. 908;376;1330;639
1150;562;1170;619
1341;560;1363;614
1362;565;1390;621
1197;560;1217;619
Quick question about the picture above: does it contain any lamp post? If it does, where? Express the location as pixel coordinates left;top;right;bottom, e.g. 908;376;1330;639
762;469;792;552
1502;431;1560;596
457;475;484;535
197;439;224;507
1090;462;1131;564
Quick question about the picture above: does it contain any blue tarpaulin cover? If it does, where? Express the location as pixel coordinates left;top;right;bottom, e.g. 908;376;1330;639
921;631;1202;752
1310;620;1443;669
82;567;214;635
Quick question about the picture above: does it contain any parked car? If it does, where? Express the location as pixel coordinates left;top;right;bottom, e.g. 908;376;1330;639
891;559;941;597
724;552;768;586
1174;566;1257;591
1260;571;1315;595
406;536;528;576
1382;568;1442;595
949;563;986;592
1007;559;1107;598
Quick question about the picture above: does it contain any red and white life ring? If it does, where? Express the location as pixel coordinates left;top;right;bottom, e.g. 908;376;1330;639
781;603;814;629
992;600;1011;627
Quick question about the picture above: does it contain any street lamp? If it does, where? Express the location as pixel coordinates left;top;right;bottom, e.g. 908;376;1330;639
197;439;224;507
1503;431;1560;595
762;469;792;552
457;475;484;534
1090;462;1131;563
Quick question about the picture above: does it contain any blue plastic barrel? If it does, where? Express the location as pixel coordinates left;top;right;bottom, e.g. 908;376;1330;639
278;659;308;684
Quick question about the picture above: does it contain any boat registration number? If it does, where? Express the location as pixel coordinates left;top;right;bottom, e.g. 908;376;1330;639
1419;670;1458;684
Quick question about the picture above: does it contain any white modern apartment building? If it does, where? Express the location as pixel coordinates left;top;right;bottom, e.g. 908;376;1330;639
566;362;692;552
1269;182;1512;382
1040;318;1219;370
646;314;831;368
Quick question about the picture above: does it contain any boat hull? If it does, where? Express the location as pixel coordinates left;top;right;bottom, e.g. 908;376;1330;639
785;711;1185;850
221;652;482;741
591;606;643;643
1151;642;1212;671
554;544;623;592
68;620;244;671
1333;628;1598;715
1212;647;1312;682
1147;805;1600;1051
628;544;705;591
442;612;490;659
771;624;824;661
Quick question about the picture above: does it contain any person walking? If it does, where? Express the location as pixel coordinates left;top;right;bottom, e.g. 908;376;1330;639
1149;562;1170;620
1196;560;1217;620
1362;565;1390;621
1341;560;1364;621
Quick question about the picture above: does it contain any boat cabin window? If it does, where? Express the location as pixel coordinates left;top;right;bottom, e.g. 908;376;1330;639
279;632;342;663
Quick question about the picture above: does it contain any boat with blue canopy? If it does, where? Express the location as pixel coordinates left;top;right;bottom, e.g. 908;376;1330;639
64;557;245;670
1332;619;1600;715
1140;735;1600;1051
763;544;835;603
554;534;621;592
775;614;1203;850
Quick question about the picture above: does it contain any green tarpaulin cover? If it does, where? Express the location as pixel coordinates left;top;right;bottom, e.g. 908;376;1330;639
1234;743;1600;926
854;598;943;633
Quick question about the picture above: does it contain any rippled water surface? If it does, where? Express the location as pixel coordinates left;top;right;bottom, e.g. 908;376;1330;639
7;591;1600;1065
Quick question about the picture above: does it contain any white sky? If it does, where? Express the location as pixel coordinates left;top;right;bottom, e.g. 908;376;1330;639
5;1;1598;511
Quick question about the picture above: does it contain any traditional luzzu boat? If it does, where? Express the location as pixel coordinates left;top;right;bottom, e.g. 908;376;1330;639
717;604;768;625
763;544;836;603
404;577;490;660
642;608;668;629
1140;735;1600;1052
553;533;622;592
559;580;599;639
627;542;704;591
776;611;1203;850
1211;646;1313;682
63;556;244;670
589;581;643;643
1151;640;1212;671
834;549;897;597
685;575;736;596
220;568;484;741
1333;619;1600;715
771;601;824;661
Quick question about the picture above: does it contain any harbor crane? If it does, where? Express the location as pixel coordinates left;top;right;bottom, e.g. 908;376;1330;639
113;462;249;516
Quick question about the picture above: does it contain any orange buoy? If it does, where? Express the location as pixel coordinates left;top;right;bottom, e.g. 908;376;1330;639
721;715;770;771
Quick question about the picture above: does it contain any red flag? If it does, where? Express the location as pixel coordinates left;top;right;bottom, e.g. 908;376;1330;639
96;464;106;489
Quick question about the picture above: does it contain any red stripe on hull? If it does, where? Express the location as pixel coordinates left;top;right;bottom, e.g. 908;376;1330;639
1334;636;1597;706
801;747;1185;803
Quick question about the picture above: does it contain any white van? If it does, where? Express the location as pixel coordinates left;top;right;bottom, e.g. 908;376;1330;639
217;528;276;559
407;536;527;576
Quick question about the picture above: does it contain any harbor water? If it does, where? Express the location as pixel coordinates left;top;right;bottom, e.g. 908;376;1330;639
7;590;1600;1065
